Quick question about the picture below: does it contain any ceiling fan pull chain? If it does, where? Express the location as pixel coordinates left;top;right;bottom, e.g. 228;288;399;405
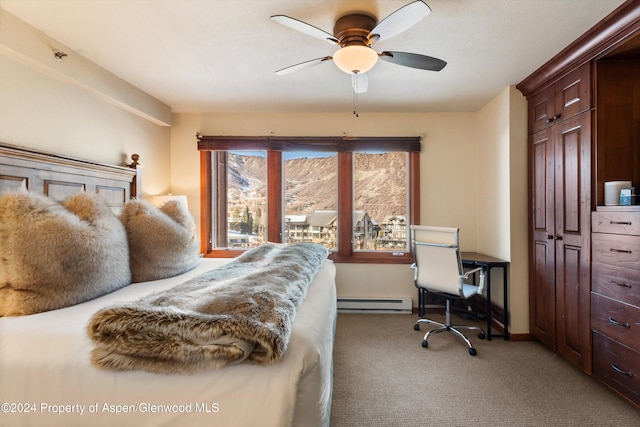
353;72;359;117
353;94;358;117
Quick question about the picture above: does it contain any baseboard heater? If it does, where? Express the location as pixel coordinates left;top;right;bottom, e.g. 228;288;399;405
337;297;412;314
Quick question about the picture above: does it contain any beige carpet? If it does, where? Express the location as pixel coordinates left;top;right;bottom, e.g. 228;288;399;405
330;313;640;427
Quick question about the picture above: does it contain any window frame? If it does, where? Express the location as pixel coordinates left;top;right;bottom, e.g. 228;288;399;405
198;136;420;264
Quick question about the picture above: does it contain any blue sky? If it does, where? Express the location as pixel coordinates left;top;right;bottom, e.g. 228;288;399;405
231;150;390;159
231;150;335;160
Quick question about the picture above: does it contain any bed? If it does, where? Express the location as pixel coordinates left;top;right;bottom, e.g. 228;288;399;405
0;143;337;427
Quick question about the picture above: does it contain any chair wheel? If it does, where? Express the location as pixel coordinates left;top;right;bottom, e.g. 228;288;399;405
478;332;486;339
421;340;428;348
468;347;477;356
414;323;420;331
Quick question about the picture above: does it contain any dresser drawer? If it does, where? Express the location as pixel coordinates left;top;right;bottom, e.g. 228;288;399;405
591;293;640;350
592;211;640;236
592;233;640;271
592;262;640;307
592;332;640;408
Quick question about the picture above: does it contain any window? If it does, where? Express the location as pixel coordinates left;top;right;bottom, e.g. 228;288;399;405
353;151;408;251
198;136;420;263
214;150;267;248
284;152;338;250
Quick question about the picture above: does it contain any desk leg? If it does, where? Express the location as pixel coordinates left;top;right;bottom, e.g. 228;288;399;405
485;265;492;341
503;265;509;341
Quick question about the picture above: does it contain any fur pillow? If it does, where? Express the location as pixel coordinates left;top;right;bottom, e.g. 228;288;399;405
120;199;199;282
0;192;131;316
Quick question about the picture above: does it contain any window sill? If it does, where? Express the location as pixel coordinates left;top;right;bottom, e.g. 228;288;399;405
203;249;414;264
329;252;414;264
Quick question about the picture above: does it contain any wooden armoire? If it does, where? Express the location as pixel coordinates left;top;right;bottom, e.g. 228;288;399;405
525;62;593;373
517;0;640;409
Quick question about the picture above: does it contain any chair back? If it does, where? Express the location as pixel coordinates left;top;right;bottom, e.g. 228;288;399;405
410;225;464;296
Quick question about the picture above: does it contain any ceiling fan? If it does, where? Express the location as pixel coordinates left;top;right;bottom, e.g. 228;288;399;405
271;0;446;94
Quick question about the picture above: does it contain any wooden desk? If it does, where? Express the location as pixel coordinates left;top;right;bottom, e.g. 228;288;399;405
460;252;509;341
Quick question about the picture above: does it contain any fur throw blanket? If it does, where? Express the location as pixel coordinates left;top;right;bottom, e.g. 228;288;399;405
87;242;328;374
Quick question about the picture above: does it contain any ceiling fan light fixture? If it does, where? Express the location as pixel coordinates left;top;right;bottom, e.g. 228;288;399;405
333;45;378;74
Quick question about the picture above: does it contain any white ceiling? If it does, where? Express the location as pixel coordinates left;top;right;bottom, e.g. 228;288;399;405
0;0;627;114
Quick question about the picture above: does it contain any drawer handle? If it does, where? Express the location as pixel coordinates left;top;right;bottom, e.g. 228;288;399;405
611;363;633;377
609;221;632;225
608;316;630;328
611;280;632;288
609;248;632;254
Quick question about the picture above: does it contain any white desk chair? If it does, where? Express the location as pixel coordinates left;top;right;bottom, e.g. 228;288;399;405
410;225;486;356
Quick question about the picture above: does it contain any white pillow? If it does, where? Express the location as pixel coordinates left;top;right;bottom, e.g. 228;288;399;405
120;199;200;282
0;192;131;316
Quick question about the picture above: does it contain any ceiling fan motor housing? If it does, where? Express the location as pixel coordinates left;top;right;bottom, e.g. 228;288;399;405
333;13;377;47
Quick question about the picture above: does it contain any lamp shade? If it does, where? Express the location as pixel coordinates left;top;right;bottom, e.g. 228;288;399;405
153;194;188;210
333;45;378;74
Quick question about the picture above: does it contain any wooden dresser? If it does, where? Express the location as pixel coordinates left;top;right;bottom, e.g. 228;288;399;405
591;208;640;408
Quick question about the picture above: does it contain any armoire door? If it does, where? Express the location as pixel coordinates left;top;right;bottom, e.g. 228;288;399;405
553;113;592;374
529;112;592;374
529;126;556;350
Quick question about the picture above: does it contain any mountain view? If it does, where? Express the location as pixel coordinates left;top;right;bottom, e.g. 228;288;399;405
227;152;407;224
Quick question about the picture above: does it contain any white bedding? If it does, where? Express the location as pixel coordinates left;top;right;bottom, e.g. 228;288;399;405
0;258;337;427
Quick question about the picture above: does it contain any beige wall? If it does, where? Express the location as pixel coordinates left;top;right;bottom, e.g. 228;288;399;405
0;10;172;199
475;86;529;334
507;87;530;335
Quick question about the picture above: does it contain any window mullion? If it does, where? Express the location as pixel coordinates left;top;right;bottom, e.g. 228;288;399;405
214;152;228;248
200;151;213;254
337;152;353;257
409;151;420;226
267;150;283;243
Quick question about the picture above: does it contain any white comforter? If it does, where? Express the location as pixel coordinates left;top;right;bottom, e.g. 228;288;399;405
0;258;337;427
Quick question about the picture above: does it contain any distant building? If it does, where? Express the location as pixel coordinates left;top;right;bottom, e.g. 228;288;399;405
227;230;262;248
353;210;374;249
264;209;406;250
284;214;309;243
377;215;407;249
308;210;337;247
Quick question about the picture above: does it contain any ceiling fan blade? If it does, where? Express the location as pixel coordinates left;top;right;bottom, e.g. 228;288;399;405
271;15;338;44
368;1;431;45
275;56;333;75
379;51;446;71
351;72;368;93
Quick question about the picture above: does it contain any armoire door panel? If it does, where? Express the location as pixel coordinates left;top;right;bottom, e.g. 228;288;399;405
558;126;581;234
529;86;555;133
531;239;556;349
555;114;591;252
554;63;592;121
556;244;583;355
529;127;557;350
532;130;553;232
553;112;592;374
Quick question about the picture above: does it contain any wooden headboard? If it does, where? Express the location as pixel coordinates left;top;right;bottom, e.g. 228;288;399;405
0;143;141;212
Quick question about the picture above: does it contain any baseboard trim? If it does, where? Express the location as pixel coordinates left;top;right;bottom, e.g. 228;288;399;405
507;333;534;341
